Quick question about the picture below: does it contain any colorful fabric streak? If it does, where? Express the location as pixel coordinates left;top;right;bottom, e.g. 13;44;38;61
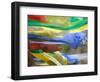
28;15;88;32
28;15;88;66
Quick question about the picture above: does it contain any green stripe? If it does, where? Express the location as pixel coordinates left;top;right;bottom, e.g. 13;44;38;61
28;18;87;30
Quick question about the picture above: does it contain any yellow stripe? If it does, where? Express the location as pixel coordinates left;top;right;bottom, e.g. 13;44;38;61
30;52;62;65
69;24;88;33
